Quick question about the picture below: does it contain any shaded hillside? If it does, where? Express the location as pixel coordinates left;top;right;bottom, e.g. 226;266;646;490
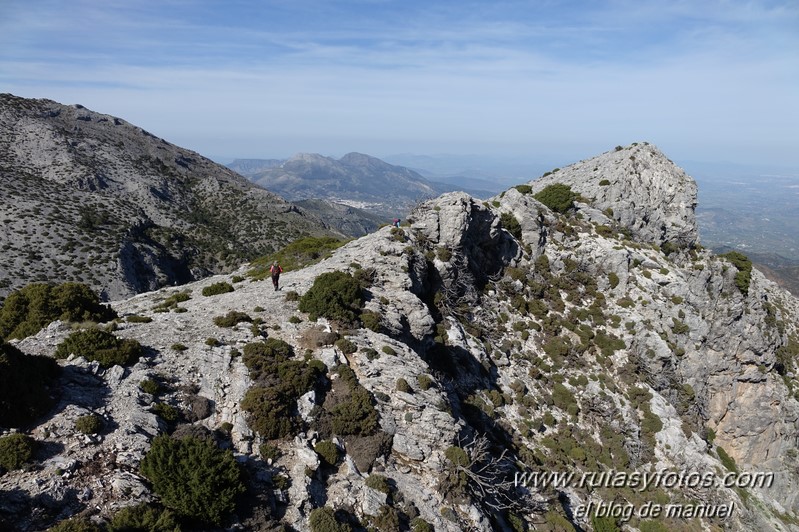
3;143;799;531
0;94;333;300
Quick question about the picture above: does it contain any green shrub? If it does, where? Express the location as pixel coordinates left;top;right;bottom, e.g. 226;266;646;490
259;443;281;462
365;474;391;494
445;445;469;467
0;282;116;340
213;311;252;327
500;212;523;241
361;310;382;332
153;291;191;312
171;343;188;352
533;183;577;214
314;440;340;467
139;435;244;526
436;246;453;262
411;517;434;532
54;328;144;368
309;506;351;532
396;378;412;393
598;179;611;186
108;503;180;532
721;251;753;295
514;184;533;195
75;414;103;434
205;337;220;347
592;515;620;531
608;272;619;288
231;275;245;283
381;345;396;356
330;384;379;436
284;290;300;302
298;271;363;324
288;315;301;324
140;378;160;395
0;433;35;471
335;338;357;355
241;339;324;439
126;315;153;323
0;341;60;427
417;374;434;390
201;282;234;297
372;505;400;531
153;403;179;422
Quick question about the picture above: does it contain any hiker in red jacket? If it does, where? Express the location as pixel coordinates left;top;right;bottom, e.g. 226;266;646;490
270;261;283;291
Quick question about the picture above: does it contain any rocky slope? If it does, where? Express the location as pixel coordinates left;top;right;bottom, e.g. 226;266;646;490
0;94;334;301
2;143;799;531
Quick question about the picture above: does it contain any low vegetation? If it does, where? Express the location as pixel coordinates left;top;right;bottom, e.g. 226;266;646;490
0;341;61;427
720;251;753;295
139;434;244;526
298;271;363;324
54;328;144;368
0;433;36;471
201;282;234;297
0;282;116;340
249;236;347;279
534;183;577;214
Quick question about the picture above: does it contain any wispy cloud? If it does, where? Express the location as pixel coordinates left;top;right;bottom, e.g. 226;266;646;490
1;0;796;165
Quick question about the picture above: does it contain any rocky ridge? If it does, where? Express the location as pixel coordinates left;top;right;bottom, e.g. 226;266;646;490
2;143;799;531
0;93;333;301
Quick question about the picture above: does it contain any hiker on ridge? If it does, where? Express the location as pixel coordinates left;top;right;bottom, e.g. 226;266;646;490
270;261;283;291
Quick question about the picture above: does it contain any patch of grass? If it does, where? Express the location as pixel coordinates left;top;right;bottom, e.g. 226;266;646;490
126;315;153;323
249;236;347;279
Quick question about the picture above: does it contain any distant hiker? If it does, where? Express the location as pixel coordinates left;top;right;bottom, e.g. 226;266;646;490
393;218;401;228
270;261;283;291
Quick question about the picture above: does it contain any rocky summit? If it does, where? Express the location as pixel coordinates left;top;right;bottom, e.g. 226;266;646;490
0;94;333;301
2;142;799;532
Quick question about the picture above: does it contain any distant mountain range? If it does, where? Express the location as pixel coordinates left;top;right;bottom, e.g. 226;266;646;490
0;94;333;300
227;153;495;218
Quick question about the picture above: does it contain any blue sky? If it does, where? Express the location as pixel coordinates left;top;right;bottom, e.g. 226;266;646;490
1;0;797;168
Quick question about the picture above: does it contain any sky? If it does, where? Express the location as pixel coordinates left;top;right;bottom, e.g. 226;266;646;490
1;0;797;169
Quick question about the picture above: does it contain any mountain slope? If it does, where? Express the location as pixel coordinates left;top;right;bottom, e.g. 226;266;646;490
0;94;333;300
2;143;799;531
237;152;496;219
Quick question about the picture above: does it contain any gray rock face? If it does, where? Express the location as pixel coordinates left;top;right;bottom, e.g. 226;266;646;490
3;143;799;531
525;143;699;247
